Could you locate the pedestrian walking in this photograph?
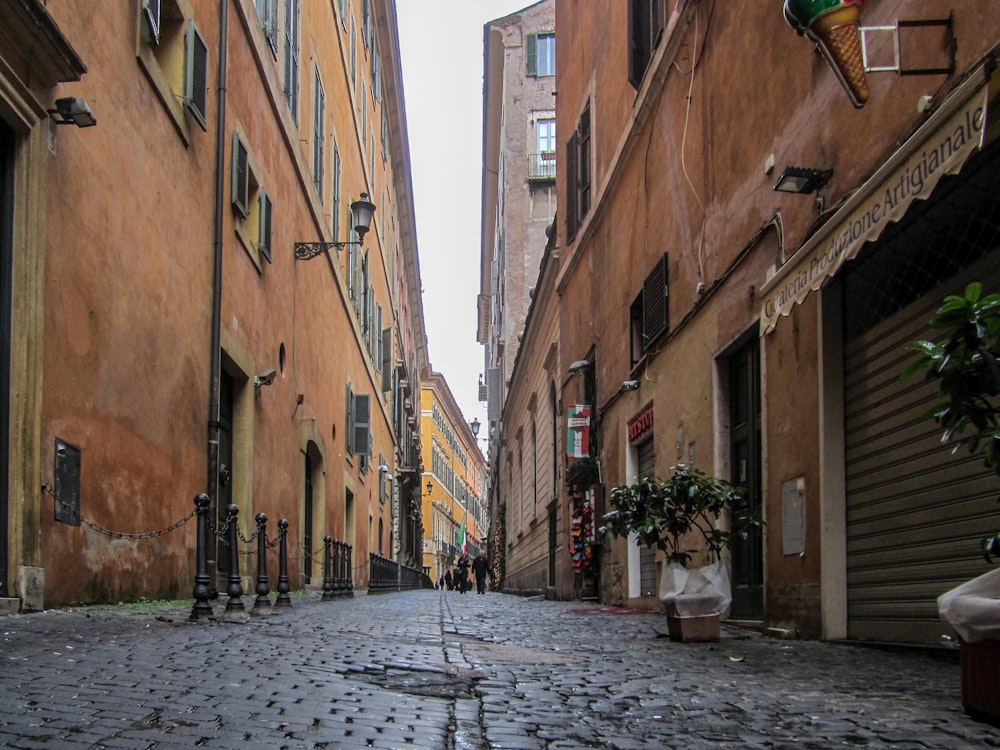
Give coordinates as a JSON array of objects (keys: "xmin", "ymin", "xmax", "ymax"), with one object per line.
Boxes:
[
  {"xmin": 472, "ymin": 552, "xmax": 490, "ymax": 594},
  {"xmin": 455, "ymin": 554, "xmax": 471, "ymax": 593},
  {"xmin": 444, "ymin": 568, "xmax": 453, "ymax": 591}
]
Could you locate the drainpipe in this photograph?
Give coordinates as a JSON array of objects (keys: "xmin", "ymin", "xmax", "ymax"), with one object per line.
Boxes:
[{"xmin": 207, "ymin": 0, "xmax": 229, "ymax": 543}]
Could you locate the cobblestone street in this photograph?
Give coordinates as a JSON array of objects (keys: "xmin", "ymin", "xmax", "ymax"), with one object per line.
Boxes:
[{"xmin": 0, "ymin": 590, "xmax": 998, "ymax": 749}]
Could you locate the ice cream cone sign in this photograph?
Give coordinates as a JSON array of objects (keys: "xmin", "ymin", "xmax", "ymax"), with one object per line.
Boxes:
[{"xmin": 784, "ymin": 0, "xmax": 869, "ymax": 108}]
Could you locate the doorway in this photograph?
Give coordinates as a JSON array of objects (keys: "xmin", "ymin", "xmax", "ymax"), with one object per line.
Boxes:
[
  {"xmin": 215, "ymin": 370, "xmax": 234, "ymax": 583},
  {"xmin": 0, "ymin": 122, "xmax": 13, "ymax": 597},
  {"xmin": 728, "ymin": 337, "xmax": 764, "ymax": 619}
]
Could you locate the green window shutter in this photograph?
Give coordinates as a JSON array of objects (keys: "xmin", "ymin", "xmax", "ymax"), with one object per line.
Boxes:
[
  {"xmin": 526, "ymin": 32, "xmax": 537, "ymax": 76},
  {"xmin": 346, "ymin": 384, "xmax": 355, "ymax": 455},
  {"xmin": 259, "ymin": 188, "xmax": 272, "ymax": 263},
  {"xmin": 185, "ymin": 21, "xmax": 209, "ymax": 130},
  {"xmin": 381, "ymin": 327, "xmax": 392, "ymax": 392},
  {"xmin": 353, "ymin": 394, "xmax": 371, "ymax": 457},
  {"xmin": 232, "ymin": 133, "xmax": 249, "ymax": 218}
]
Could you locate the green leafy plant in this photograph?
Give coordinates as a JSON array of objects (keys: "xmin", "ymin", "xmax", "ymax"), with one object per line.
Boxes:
[
  {"xmin": 602, "ymin": 464, "xmax": 759, "ymax": 567},
  {"xmin": 901, "ymin": 282, "xmax": 1000, "ymax": 562}
]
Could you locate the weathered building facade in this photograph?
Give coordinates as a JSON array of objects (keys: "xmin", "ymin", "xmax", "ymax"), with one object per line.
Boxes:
[
  {"xmin": 497, "ymin": 0, "xmax": 1000, "ymax": 645},
  {"xmin": 0, "ymin": 0, "xmax": 427, "ymax": 609},
  {"xmin": 478, "ymin": 0, "xmax": 557, "ymax": 593}
]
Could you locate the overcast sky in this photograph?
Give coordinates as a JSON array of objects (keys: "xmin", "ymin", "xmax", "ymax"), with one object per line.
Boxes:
[{"xmin": 396, "ymin": 0, "xmax": 532, "ymax": 445}]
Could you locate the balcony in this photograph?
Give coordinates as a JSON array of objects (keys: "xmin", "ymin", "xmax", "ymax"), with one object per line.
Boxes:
[{"xmin": 528, "ymin": 152, "xmax": 556, "ymax": 181}]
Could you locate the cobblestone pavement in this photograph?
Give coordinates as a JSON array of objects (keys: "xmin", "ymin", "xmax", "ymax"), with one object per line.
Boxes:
[{"xmin": 0, "ymin": 590, "xmax": 998, "ymax": 749}]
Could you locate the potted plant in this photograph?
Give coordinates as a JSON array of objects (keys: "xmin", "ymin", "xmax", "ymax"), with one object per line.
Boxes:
[
  {"xmin": 602, "ymin": 464, "xmax": 758, "ymax": 642},
  {"xmin": 902, "ymin": 281, "xmax": 1000, "ymax": 723}
]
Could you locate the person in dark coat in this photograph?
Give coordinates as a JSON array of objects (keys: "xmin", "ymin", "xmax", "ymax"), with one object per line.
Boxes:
[
  {"xmin": 444, "ymin": 568, "xmax": 453, "ymax": 591},
  {"xmin": 472, "ymin": 552, "xmax": 490, "ymax": 594},
  {"xmin": 455, "ymin": 554, "xmax": 471, "ymax": 593}
]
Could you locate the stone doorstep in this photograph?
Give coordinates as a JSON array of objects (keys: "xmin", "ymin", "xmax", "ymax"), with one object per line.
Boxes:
[{"xmin": 0, "ymin": 598, "xmax": 20, "ymax": 616}]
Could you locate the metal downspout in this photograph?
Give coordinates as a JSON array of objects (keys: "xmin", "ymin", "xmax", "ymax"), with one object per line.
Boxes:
[{"xmin": 208, "ymin": 0, "xmax": 228, "ymax": 554}]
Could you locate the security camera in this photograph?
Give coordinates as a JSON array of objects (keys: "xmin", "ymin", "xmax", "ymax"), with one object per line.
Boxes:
[
  {"xmin": 254, "ymin": 369, "xmax": 277, "ymax": 387},
  {"xmin": 385, "ymin": 474, "xmax": 394, "ymax": 483},
  {"xmin": 622, "ymin": 380, "xmax": 640, "ymax": 391},
  {"xmin": 568, "ymin": 360, "xmax": 590, "ymax": 373},
  {"xmin": 379, "ymin": 464, "xmax": 389, "ymax": 473}
]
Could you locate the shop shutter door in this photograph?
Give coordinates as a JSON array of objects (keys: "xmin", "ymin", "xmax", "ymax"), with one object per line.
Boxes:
[
  {"xmin": 843, "ymin": 256, "xmax": 1000, "ymax": 644},
  {"xmin": 637, "ymin": 437, "xmax": 657, "ymax": 597}
]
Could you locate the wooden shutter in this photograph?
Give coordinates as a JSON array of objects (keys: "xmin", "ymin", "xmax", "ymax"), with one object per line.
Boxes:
[
  {"xmin": 185, "ymin": 22, "xmax": 209, "ymax": 130},
  {"xmin": 258, "ymin": 189, "xmax": 272, "ymax": 263},
  {"xmin": 526, "ymin": 33, "xmax": 538, "ymax": 76},
  {"xmin": 232, "ymin": 133, "xmax": 249, "ymax": 217},
  {"xmin": 565, "ymin": 131, "xmax": 579, "ymax": 239},
  {"xmin": 643, "ymin": 253, "xmax": 669, "ymax": 343},
  {"xmin": 381, "ymin": 327, "xmax": 392, "ymax": 391},
  {"xmin": 353, "ymin": 394, "xmax": 371, "ymax": 457},
  {"xmin": 142, "ymin": 0, "xmax": 161, "ymax": 44}
]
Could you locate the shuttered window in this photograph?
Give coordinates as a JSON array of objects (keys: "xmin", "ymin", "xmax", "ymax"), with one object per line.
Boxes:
[
  {"xmin": 628, "ymin": 0, "xmax": 666, "ymax": 89},
  {"xmin": 283, "ymin": 0, "xmax": 300, "ymax": 123},
  {"xmin": 232, "ymin": 133, "xmax": 249, "ymax": 217},
  {"xmin": 185, "ymin": 22, "xmax": 209, "ymax": 130},
  {"xmin": 313, "ymin": 66, "xmax": 325, "ymax": 201},
  {"xmin": 258, "ymin": 189, "xmax": 272, "ymax": 263}
]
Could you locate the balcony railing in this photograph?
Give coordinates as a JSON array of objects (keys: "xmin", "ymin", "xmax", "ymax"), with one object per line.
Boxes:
[{"xmin": 528, "ymin": 152, "xmax": 556, "ymax": 181}]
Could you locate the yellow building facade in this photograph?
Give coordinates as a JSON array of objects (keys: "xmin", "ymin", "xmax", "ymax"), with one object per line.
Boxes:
[
  {"xmin": 420, "ymin": 374, "xmax": 487, "ymax": 586},
  {"xmin": 0, "ymin": 0, "xmax": 427, "ymax": 609}
]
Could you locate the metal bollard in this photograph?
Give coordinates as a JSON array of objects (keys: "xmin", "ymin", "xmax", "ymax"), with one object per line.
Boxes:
[
  {"xmin": 252, "ymin": 512, "xmax": 271, "ymax": 615},
  {"xmin": 332, "ymin": 540, "xmax": 343, "ymax": 596},
  {"xmin": 223, "ymin": 504, "xmax": 248, "ymax": 622},
  {"xmin": 346, "ymin": 543, "xmax": 354, "ymax": 596},
  {"xmin": 190, "ymin": 493, "xmax": 213, "ymax": 622},
  {"xmin": 322, "ymin": 536, "xmax": 334, "ymax": 600},
  {"xmin": 274, "ymin": 518, "xmax": 293, "ymax": 608}
]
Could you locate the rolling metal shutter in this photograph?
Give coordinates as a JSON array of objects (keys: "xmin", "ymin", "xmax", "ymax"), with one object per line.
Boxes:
[{"xmin": 842, "ymin": 139, "xmax": 1000, "ymax": 644}]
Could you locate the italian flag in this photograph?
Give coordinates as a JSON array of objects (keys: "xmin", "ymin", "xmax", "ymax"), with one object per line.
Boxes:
[{"xmin": 456, "ymin": 521, "xmax": 467, "ymax": 554}]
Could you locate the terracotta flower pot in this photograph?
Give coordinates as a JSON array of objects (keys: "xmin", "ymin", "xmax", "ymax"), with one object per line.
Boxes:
[{"xmin": 666, "ymin": 614, "xmax": 720, "ymax": 643}]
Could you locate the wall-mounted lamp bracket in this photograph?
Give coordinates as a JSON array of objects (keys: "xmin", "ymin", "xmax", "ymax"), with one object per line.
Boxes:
[
  {"xmin": 293, "ymin": 241, "xmax": 361, "ymax": 261},
  {"xmin": 860, "ymin": 18, "xmax": 955, "ymax": 76}
]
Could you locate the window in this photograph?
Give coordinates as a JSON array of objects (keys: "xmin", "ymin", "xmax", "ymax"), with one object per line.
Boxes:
[
  {"xmin": 348, "ymin": 387, "xmax": 371, "ymax": 457},
  {"xmin": 628, "ymin": 0, "xmax": 667, "ymax": 88},
  {"xmin": 526, "ymin": 32, "xmax": 555, "ymax": 77},
  {"xmin": 232, "ymin": 133, "xmax": 249, "ymax": 217},
  {"xmin": 535, "ymin": 118, "xmax": 556, "ymax": 179},
  {"xmin": 350, "ymin": 22, "xmax": 357, "ymax": 90},
  {"xmin": 283, "ymin": 0, "xmax": 300, "ymax": 123},
  {"xmin": 136, "ymin": 0, "xmax": 209, "ymax": 138},
  {"xmin": 362, "ymin": 0, "xmax": 373, "ymax": 50},
  {"xmin": 338, "ymin": 0, "xmax": 348, "ymax": 29},
  {"xmin": 630, "ymin": 253, "xmax": 670, "ymax": 365},
  {"xmin": 185, "ymin": 22, "xmax": 209, "ymax": 129},
  {"xmin": 565, "ymin": 103, "xmax": 592, "ymax": 241},
  {"xmin": 332, "ymin": 143, "xmax": 342, "ymax": 240},
  {"xmin": 255, "ymin": 0, "xmax": 278, "ymax": 57},
  {"xmin": 231, "ymin": 132, "xmax": 273, "ymax": 267},
  {"xmin": 313, "ymin": 66, "xmax": 325, "ymax": 202}
]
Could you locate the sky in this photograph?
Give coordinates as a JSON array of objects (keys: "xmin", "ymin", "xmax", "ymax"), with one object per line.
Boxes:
[{"xmin": 395, "ymin": 0, "xmax": 532, "ymax": 447}]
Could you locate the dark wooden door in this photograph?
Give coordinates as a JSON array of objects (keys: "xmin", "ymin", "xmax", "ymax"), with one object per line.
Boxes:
[
  {"xmin": 730, "ymin": 339, "xmax": 763, "ymax": 619},
  {"xmin": 0, "ymin": 123, "xmax": 12, "ymax": 597}
]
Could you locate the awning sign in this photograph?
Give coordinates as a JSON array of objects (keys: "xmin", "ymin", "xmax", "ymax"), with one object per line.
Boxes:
[
  {"xmin": 761, "ymin": 83, "xmax": 989, "ymax": 334},
  {"xmin": 566, "ymin": 404, "xmax": 592, "ymax": 458}
]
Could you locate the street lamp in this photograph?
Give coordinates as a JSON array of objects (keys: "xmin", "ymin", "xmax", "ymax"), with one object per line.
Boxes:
[
  {"xmin": 470, "ymin": 418, "xmax": 481, "ymax": 438},
  {"xmin": 294, "ymin": 193, "xmax": 376, "ymax": 260}
]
